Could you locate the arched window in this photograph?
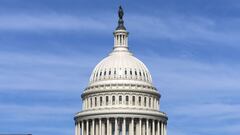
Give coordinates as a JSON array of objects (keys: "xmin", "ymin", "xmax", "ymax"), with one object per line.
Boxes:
[
  {"xmin": 112, "ymin": 96, "xmax": 115, "ymax": 105},
  {"xmin": 144, "ymin": 97, "xmax": 147, "ymax": 107},
  {"xmin": 126, "ymin": 96, "xmax": 129, "ymax": 105},
  {"xmin": 106, "ymin": 96, "xmax": 109, "ymax": 105},
  {"xmin": 149, "ymin": 98, "xmax": 151, "ymax": 107},
  {"xmin": 132, "ymin": 96, "xmax": 135, "ymax": 105},
  {"xmin": 109, "ymin": 70, "xmax": 111, "ymax": 75},
  {"xmin": 95, "ymin": 97, "xmax": 97, "ymax": 107},
  {"xmin": 119, "ymin": 96, "xmax": 122, "ymax": 104},
  {"xmin": 100, "ymin": 97, "xmax": 103, "ymax": 106},
  {"xmin": 104, "ymin": 71, "xmax": 106, "ymax": 76},
  {"xmin": 90, "ymin": 98, "xmax": 92, "ymax": 108},
  {"xmin": 139, "ymin": 97, "xmax": 141, "ymax": 106}
]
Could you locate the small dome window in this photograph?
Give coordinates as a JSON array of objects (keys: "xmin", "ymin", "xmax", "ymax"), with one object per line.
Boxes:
[
  {"xmin": 149, "ymin": 98, "xmax": 151, "ymax": 107},
  {"xmin": 144, "ymin": 97, "xmax": 147, "ymax": 107},
  {"xmin": 119, "ymin": 96, "xmax": 122, "ymax": 104},
  {"xmin": 106, "ymin": 96, "xmax": 109, "ymax": 105},
  {"xmin": 139, "ymin": 97, "xmax": 141, "ymax": 106},
  {"xmin": 112, "ymin": 96, "xmax": 115, "ymax": 105},
  {"xmin": 90, "ymin": 98, "xmax": 92, "ymax": 108},
  {"xmin": 126, "ymin": 96, "xmax": 129, "ymax": 105},
  {"xmin": 95, "ymin": 97, "xmax": 97, "ymax": 107},
  {"xmin": 104, "ymin": 71, "xmax": 106, "ymax": 76},
  {"xmin": 132, "ymin": 96, "xmax": 135, "ymax": 105},
  {"xmin": 100, "ymin": 97, "xmax": 103, "ymax": 106}
]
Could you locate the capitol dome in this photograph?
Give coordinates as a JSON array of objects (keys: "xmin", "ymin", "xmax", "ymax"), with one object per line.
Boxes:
[
  {"xmin": 89, "ymin": 47, "xmax": 153, "ymax": 86},
  {"xmin": 74, "ymin": 6, "xmax": 168, "ymax": 135}
]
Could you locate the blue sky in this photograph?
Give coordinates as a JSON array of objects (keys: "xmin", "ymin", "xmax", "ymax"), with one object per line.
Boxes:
[{"xmin": 0, "ymin": 0, "xmax": 239, "ymax": 135}]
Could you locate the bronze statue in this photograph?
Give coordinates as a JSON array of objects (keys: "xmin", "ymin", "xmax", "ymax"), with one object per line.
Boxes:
[{"xmin": 118, "ymin": 6, "xmax": 124, "ymax": 19}]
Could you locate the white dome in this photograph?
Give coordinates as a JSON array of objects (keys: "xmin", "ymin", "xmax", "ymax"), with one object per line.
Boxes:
[{"xmin": 89, "ymin": 50, "xmax": 153, "ymax": 86}]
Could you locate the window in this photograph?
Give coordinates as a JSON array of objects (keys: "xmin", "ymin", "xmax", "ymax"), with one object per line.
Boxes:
[
  {"xmin": 139, "ymin": 72, "xmax": 142, "ymax": 76},
  {"xmin": 109, "ymin": 71, "xmax": 111, "ymax": 75},
  {"xmin": 112, "ymin": 96, "xmax": 115, "ymax": 105},
  {"xmin": 100, "ymin": 72, "xmax": 102, "ymax": 76},
  {"xmin": 106, "ymin": 96, "xmax": 109, "ymax": 105},
  {"xmin": 135, "ymin": 71, "xmax": 137, "ymax": 75},
  {"xmin": 126, "ymin": 96, "xmax": 129, "ymax": 105},
  {"xmin": 104, "ymin": 71, "xmax": 106, "ymax": 76},
  {"xmin": 119, "ymin": 96, "xmax": 122, "ymax": 104},
  {"xmin": 130, "ymin": 70, "xmax": 132, "ymax": 75},
  {"xmin": 125, "ymin": 70, "xmax": 127, "ymax": 75},
  {"xmin": 90, "ymin": 98, "xmax": 92, "ymax": 107},
  {"xmin": 95, "ymin": 97, "xmax": 97, "ymax": 107},
  {"xmin": 144, "ymin": 97, "xmax": 147, "ymax": 107},
  {"xmin": 149, "ymin": 98, "xmax": 151, "ymax": 107},
  {"xmin": 132, "ymin": 96, "xmax": 135, "ymax": 105},
  {"xmin": 100, "ymin": 97, "xmax": 103, "ymax": 106},
  {"xmin": 139, "ymin": 97, "xmax": 141, "ymax": 106}
]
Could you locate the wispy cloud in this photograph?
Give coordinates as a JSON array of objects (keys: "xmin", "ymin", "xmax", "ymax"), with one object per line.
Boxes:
[
  {"xmin": 0, "ymin": 103, "xmax": 77, "ymax": 121},
  {"xmin": 1, "ymin": 12, "xmax": 240, "ymax": 47},
  {"xmin": 0, "ymin": 51, "xmax": 99, "ymax": 91},
  {"xmin": 128, "ymin": 14, "xmax": 240, "ymax": 46},
  {"xmin": 0, "ymin": 13, "xmax": 109, "ymax": 31},
  {"xmin": 141, "ymin": 54, "xmax": 240, "ymax": 94}
]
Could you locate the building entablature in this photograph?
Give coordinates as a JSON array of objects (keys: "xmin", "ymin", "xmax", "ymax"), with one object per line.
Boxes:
[{"xmin": 75, "ymin": 108, "xmax": 168, "ymax": 121}]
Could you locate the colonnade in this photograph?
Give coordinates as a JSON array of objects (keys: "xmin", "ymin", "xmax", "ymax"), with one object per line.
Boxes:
[{"xmin": 75, "ymin": 118, "xmax": 167, "ymax": 135}]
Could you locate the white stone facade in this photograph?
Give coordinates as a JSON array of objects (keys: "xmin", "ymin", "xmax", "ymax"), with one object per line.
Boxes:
[{"xmin": 74, "ymin": 6, "xmax": 168, "ymax": 135}]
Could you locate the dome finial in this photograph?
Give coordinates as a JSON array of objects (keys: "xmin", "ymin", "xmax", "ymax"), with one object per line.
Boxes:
[{"xmin": 116, "ymin": 6, "xmax": 126, "ymax": 30}]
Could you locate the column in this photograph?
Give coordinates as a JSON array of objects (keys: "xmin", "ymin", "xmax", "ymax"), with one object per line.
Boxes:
[
  {"xmin": 142, "ymin": 121, "xmax": 145, "ymax": 135},
  {"xmin": 136, "ymin": 119, "xmax": 139, "ymax": 135},
  {"xmin": 107, "ymin": 118, "xmax": 110, "ymax": 135},
  {"xmin": 99, "ymin": 119, "xmax": 102, "ymax": 135},
  {"xmin": 93, "ymin": 119, "xmax": 95, "ymax": 135},
  {"xmin": 139, "ymin": 119, "xmax": 142, "ymax": 135},
  {"xmin": 82, "ymin": 121, "xmax": 84, "ymax": 135},
  {"xmin": 75, "ymin": 122, "xmax": 78, "ymax": 135},
  {"xmin": 164, "ymin": 123, "xmax": 167, "ymax": 135},
  {"xmin": 110, "ymin": 119, "xmax": 112, "ymax": 135},
  {"xmin": 131, "ymin": 118, "xmax": 134, "ymax": 135},
  {"xmin": 152, "ymin": 120, "xmax": 155, "ymax": 135},
  {"xmin": 146, "ymin": 119, "xmax": 149, "ymax": 135},
  {"xmin": 157, "ymin": 121, "xmax": 160, "ymax": 135},
  {"xmin": 115, "ymin": 118, "xmax": 118, "ymax": 135},
  {"xmin": 122, "ymin": 118, "xmax": 126, "ymax": 135},
  {"xmin": 87, "ymin": 120, "xmax": 89, "ymax": 135},
  {"xmin": 102, "ymin": 120, "xmax": 105, "ymax": 135},
  {"xmin": 160, "ymin": 122, "xmax": 163, "ymax": 135},
  {"xmin": 78, "ymin": 122, "xmax": 81, "ymax": 135},
  {"xmin": 96, "ymin": 121, "xmax": 99, "ymax": 135}
]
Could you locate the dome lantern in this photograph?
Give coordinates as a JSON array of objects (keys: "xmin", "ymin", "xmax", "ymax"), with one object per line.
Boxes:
[{"xmin": 113, "ymin": 6, "xmax": 129, "ymax": 52}]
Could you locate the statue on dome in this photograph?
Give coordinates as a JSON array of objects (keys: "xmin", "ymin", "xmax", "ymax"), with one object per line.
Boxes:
[{"xmin": 118, "ymin": 6, "xmax": 124, "ymax": 19}]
